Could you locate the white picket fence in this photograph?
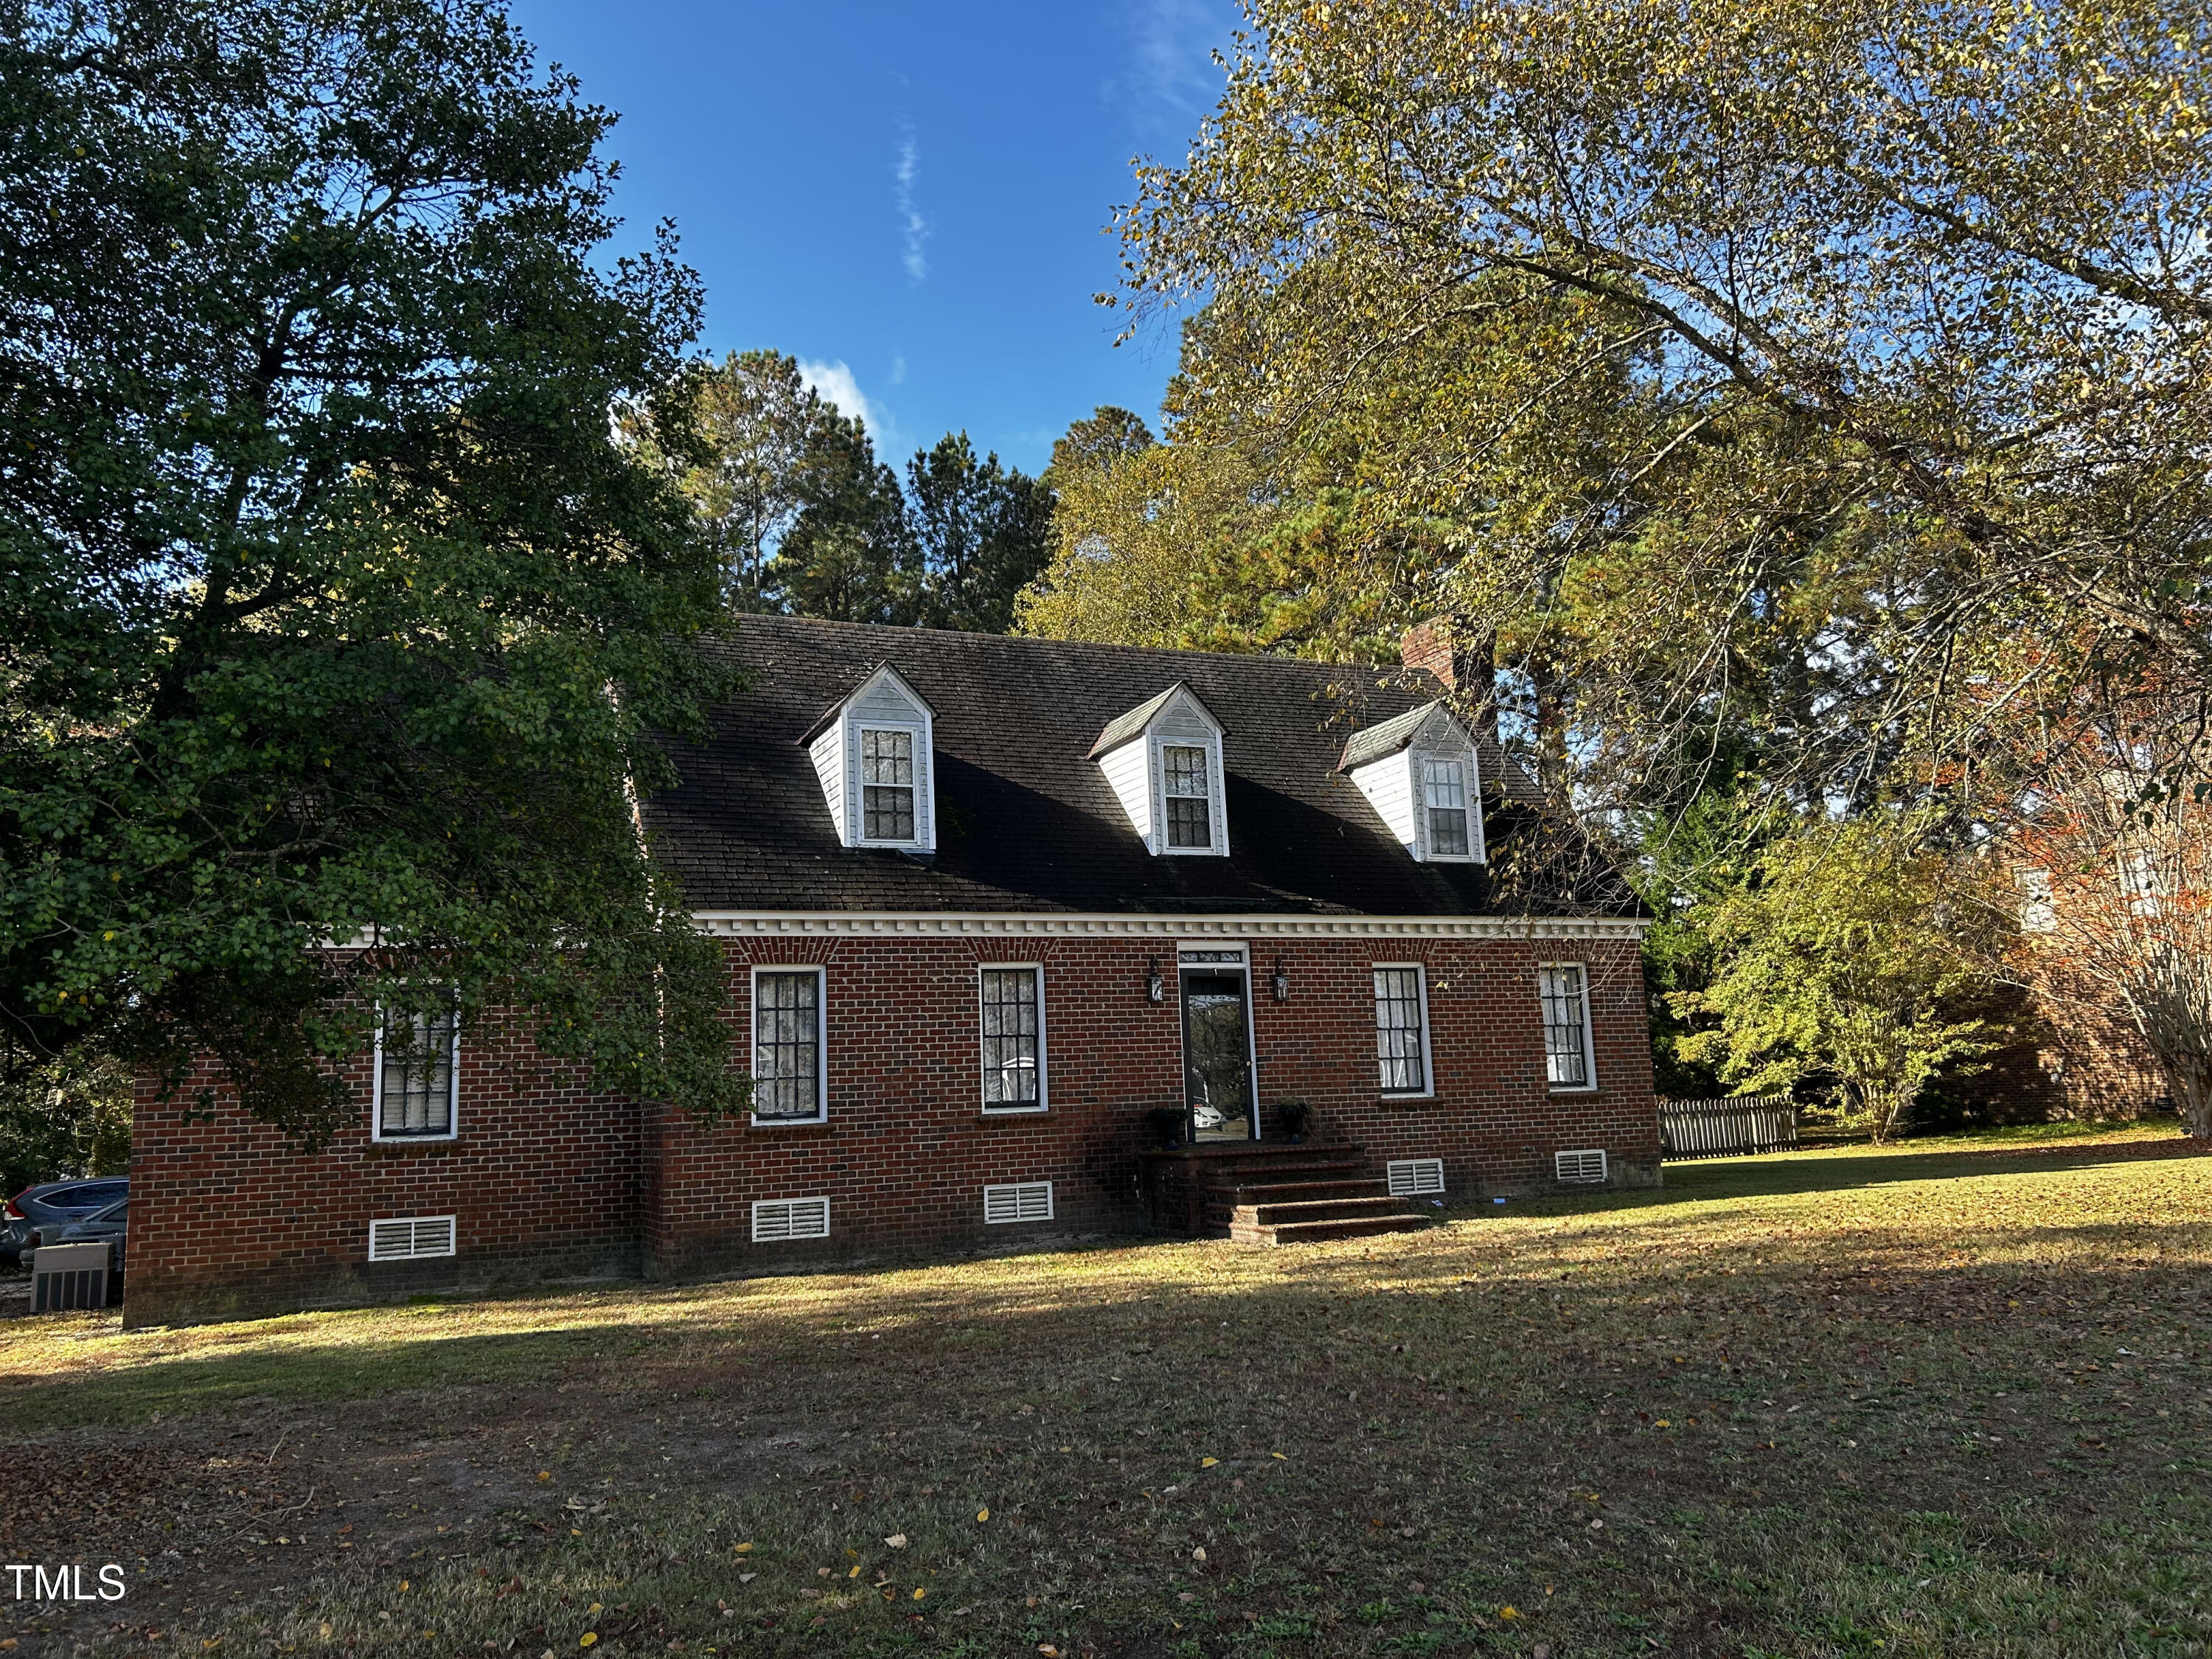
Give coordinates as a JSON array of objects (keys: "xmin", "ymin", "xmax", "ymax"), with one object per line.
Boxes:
[{"xmin": 1659, "ymin": 1095, "xmax": 1798, "ymax": 1160}]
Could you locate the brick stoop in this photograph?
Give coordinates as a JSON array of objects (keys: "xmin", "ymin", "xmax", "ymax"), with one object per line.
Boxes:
[{"xmin": 1136, "ymin": 1141, "xmax": 1439, "ymax": 1241}]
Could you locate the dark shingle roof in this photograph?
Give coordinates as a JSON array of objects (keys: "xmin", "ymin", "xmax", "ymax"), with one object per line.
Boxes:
[
  {"xmin": 645, "ymin": 617, "xmax": 1590, "ymax": 918},
  {"xmin": 1336, "ymin": 701, "xmax": 1445, "ymax": 772}
]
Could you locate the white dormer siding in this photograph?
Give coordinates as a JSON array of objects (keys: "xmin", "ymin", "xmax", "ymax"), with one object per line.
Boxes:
[
  {"xmin": 804, "ymin": 664, "xmax": 937, "ymax": 852},
  {"xmin": 1090, "ymin": 683, "xmax": 1230, "ymax": 858},
  {"xmin": 1341, "ymin": 703, "xmax": 1485, "ymax": 863}
]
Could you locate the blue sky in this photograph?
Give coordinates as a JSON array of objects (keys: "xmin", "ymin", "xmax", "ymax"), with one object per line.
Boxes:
[{"xmin": 505, "ymin": 0, "xmax": 1239, "ymax": 476}]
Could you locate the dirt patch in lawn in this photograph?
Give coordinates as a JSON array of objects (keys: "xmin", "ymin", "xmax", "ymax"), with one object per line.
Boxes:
[{"xmin": 3, "ymin": 1122, "xmax": 2208, "ymax": 1659}]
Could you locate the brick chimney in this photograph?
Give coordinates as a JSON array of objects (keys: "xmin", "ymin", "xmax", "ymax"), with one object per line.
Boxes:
[{"xmin": 1401, "ymin": 621, "xmax": 1494, "ymax": 695}]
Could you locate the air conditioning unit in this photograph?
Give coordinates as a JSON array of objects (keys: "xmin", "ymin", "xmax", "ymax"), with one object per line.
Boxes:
[
  {"xmin": 752, "ymin": 1197, "xmax": 831, "ymax": 1242},
  {"xmin": 1385, "ymin": 1158, "xmax": 1445, "ymax": 1197},
  {"xmin": 982, "ymin": 1181, "xmax": 1054, "ymax": 1224},
  {"xmin": 1555, "ymin": 1149, "xmax": 1609, "ymax": 1185},
  {"xmin": 30, "ymin": 1242, "xmax": 111, "ymax": 1312}
]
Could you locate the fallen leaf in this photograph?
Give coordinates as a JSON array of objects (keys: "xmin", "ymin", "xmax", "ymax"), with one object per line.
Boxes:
[
  {"xmin": 976, "ymin": 1509, "xmax": 990, "ymax": 1522},
  {"xmin": 538, "ymin": 1472, "xmax": 551, "ymax": 1482},
  {"xmin": 579, "ymin": 1636, "xmax": 597, "ymax": 1649},
  {"xmin": 1270, "ymin": 1453, "xmax": 1287, "ymax": 1460},
  {"xmin": 912, "ymin": 1587, "xmax": 926, "ymax": 1600},
  {"xmin": 734, "ymin": 1543, "xmax": 752, "ymax": 1554},
  {"xmin": 1500, "ymin": 1606, "xmax": 1520, "ymax": 1620},
  {"xmin": 1192, "ymin": 1547, "xmax": 1207, "ymax": 1563},
  {"xmin": 885, "ymin": 1534, "xmax": 908, "ymax": 1548},
  {"xmin": 1200, "ymin": 1457, "xmax": 1219, "ymax": 1468},
  {"xmin": 848, "ymin": 1565, "xmax": 860, "ymax": 1579},
  {"xmin": 738, "ymin": 1573, "xmax": 756, "ymax": 1584}
]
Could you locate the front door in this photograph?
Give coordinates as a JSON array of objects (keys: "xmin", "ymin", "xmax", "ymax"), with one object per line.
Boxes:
[{"xmin": 1180, "ymin": 968, "xmax": 1256, "ymax": 1142}]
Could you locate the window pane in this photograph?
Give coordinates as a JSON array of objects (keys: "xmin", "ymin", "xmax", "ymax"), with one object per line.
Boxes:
[
  {"xmin": 1166, "ymin": 796, "xmax": 1211, "ymax": 848},
  {"xmin": 979, "ymin": 968, "xmax": 1042, "ymax": 1106},
  {"xmin": 1428, "ymin": 807, "xmax": 1469, "ymax": 855},
  {"xmin": 379, "ymin": 1002, "xmax": 456, "ymax": 1136},
  {"xmin": 1163, "ymin": 745, "xmax": 1208, "ymax": 797},
  {"xmin": 1421, "ymin": 758, "xmax": 1466, "ymax": 809},
  {"xmin": 863, "ymin": 784, "xmax": 914, "ymax": 840},
  {"xmin": 1540, "ymin": 966, "xmax": 1591, "ymax": 1087},
  {"xmin": 754, "ymin": 971, "xmax": 821, "ymax": 1119},
  {"xmin": 1372, "ymin": 967, "xmax": 1427, "ymax": 1093},
  {"xmin": 860, "ymin": 728, "xmax": 914, "ymax": 784}
]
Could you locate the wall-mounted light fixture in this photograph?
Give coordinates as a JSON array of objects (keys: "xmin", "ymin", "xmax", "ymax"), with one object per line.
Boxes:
[
  {"xmin": 1145, "ymin": 957, "xmax": 1166, "ymax": 1004},
  {"xmin": 1270, "ymin": 956, "xmax": 1290, "ymax": 1003}
]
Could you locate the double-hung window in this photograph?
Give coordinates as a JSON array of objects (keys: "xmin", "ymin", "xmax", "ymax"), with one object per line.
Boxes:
[
  {"xmin": 1421, "ymin": 758, "xmax": 1471, "ymax": 856},
  {"xmin": 860, "ymin": 728, "xmax": 917, "ymax": 841},
  {"xmin": 1539, "ymin": 964, "xmax": 1596, "ymax": 1090},
  {"xmin": 1163, "ymin": 744, "xmax": 1212, "ymax": 849},
  {"xmin": 752, "ymin": 967, "xmax": 826, "ymax": 1122},
  {"xmin": 978, "ymin": 967, "xmax": 1046, "ymax": 1110},
  {"xmin": 375, "ymin": 997, "xmax": 459, "ymax": 1139},
  {"xmin": 1373, "ymin": 966, "xmax": 1432, "ymax": 1096}
]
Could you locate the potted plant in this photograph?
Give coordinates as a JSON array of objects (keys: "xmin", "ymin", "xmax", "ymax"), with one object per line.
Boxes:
[
  {"xmin": 1273, "ymin": 1098, "xmax": 1314, "ymax": 1142},
  {"xmin": 1146, "ymin": 1105, "xmax": 1189, "ymax": 1148}
]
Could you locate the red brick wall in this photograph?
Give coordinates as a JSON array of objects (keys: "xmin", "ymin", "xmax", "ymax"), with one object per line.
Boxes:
[
  {"xmin": 128, "ymin": 931, "xmax": 1660, "ymax": 1324},
  {"xmin": 126, "ymin": 1026, "xmax": 642, "ymax": 1327}
]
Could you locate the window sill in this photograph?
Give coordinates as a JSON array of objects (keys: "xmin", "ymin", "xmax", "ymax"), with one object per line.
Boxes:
[
  {"xmin": 1546, "ymin": 1085, "xmax": 1601, "ymax": 1096},
  {"xmin": 1377, "ymin": 1093, "xmax": 1436, "ymax": 1107},
  {"xmin": 748, "ymin": 1117, "xmax": 832, "ymax": 1132},
  {"xmin": 978, "ymin": 1109, "xmax": 1052, "ymax": 1124},
  {"xmin": 366, "ymin": 1138, "xmax": 459, "ymax": 1155}
]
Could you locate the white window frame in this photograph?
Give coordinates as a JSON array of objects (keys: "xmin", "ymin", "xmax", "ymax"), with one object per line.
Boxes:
[
  {"xmin": 366, "ymin": 1214, "xmax": 457, "ymax": 1261},
  {"xmin": 977, "ymin": 963, "xmax": 1048, "ymax": 1113},
  {"xmin": 855, "ymin": 722, "xmax": 924, "ymax": 848},
  {"xmin": 1371, "ymin": 962, "xmax": 1436, "ymax": 1099},
  {"xmin": 369, "ymin": 994, "xmax": 461, "ymax": 1144},
  {"xmin": 981, "ymin": 1180, "xmax": 1055, "ymax": 1224},
  {"xmin": 751, "ymin": 1197, "xmax": 831, "ymax": 1242},
  {"xmin": 749, "ymin": 964, "xmax": 828, "ymax": 1126},
  {"xmin": 1156, "ymin": 739, "xmax": 1220, "ymax": 854},
  {"xmin": 1538, "ymin": 961, "xmax": 1599, "ymax": 1093},
  {"xmin": 1416, "ymin": 754, "xmax": 1479, "ymax": 862}
]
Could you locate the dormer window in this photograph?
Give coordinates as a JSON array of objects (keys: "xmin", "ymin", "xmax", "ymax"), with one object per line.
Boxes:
[
  {"xmin": 1089, "ymin": 682, "xmax": 1230, "ymax": 858},
  {"xmin": 1338, "ymin": 701, "xmax": 1485, "ymax": 863},
  {"xmin": 1163, "ymin": 745, "xmax": 1213, "ymax": 849},
  {"xmin": 860, "ymin": 728, "xmax": 916, "ymax": 840},
  {"xmin": 801, "ymin": 664, "xmax": 937, "ymax": 852}
]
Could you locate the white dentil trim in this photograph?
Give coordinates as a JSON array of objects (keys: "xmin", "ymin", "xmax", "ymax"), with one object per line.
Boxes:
[{"xmin": 692, "ymin": 909, "xmax": 1646, "ymax": 941}]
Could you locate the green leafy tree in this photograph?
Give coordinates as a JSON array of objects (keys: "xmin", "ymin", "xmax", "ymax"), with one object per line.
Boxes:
[
  {"xmin": 1, "ymin": 0, "xmax": 746, "ymax": 1142},
  {"xmin": 907, "ymin": 433, "xmax": 1055, "ymax": 633},
  {"xmin": 0, "ymin": 1047, "xmax": 133, "ymax": 1200},
  {"xmin": 1113, "ymin": 0, "xmax": 2212, "ymax": 812},
  {"xmin": 1674, "ymin": 819, "xmax": 2002, "ymax": 1141}
]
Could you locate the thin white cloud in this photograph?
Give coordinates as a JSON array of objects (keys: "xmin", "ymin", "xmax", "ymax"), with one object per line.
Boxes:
[
  {"xmin": 893, "ymin": 131, "xmax": 931, "ymax": 282},
  {"xmin": 798, "ymin": 359, "xmax": 881, "ymax": 432},
  {"xmin": 890, "ymin": 353, "xmax": 908, "ymax": 387},
  {"xmin": 1105, "ymin": 0, "xmax": 1234, "ymax": 142}
]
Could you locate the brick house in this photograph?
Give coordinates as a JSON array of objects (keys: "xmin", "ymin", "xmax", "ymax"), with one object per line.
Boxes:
[{"xmin": 125, "ymin": 619, "xmax": 1662, "ymax": 1325}]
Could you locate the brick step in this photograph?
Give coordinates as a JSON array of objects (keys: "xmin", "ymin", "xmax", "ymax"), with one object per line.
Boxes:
[
  {"xmin": 1233, "ymin": 1194, "xmax": 1413, "ymax": 1225},
  {"xmin": 1228, "ymin": 1214, "xmax": 1436, "ymax": 1245}
]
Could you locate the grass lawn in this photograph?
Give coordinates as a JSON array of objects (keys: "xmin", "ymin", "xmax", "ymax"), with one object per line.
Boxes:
[{"xmin": 3, "ymin": 1121, "xmax": 2208, "ymax": 1659}]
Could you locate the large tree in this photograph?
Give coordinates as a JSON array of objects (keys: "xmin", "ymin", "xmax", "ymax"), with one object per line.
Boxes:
[
  {"xmin": 907, "ymin": 433, "xmax": 1055, "ymax": 634},
  {"xmin": 1, "ymin": 0, "xmax": 746, "ymax": 1141},
  {"xmin": 1112, "ymin": 0, "xmax": 2212, "ymax": 813}
]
